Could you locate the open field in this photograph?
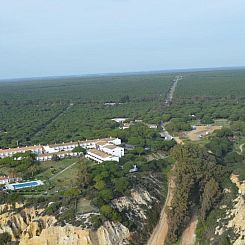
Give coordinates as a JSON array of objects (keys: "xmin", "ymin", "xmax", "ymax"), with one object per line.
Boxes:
[
  {"xmin": 36, "ymin": 158, "xmax": 94, "ymax": 192},
  {"xmin": 36, "ymin": 158, "xmax": 77, "ymax": 180},
  {"xmin": 186, "ymin": 125, "xmax": 222, "ymax": 141}
]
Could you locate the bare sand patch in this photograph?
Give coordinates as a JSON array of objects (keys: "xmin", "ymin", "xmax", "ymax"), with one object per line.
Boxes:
[{"xmin": 186, "ymin": 125, "xmax": 222, "ymax": 141}]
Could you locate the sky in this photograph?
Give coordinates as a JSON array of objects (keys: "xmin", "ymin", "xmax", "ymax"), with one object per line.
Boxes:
[{"xmin": 1, "ymin": 0, "xmax": 245, "ymax": 79}]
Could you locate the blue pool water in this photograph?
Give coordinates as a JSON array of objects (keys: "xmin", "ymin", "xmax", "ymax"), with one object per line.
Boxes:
[{"xmin": 12, "ymin": 181, "xmax": 39, "ymax": 189}]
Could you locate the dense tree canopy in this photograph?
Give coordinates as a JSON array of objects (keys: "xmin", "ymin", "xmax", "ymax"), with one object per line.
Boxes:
[{"xmin": 167, "ymin": 143, "xmax": 230, "ymax": 243}]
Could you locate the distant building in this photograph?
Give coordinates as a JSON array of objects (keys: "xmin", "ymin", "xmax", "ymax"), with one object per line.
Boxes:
[
  {"xmin": 104, "ymin": 102, "xmax": 117, "ymax": 106},
  {"xmin": 129, "ymin": 165, "xmax": 138, "ymax": 173},
  {"xmin": 146, "ymin": 124, "xmax": 158, "ymax": 129},
  {"xmin": 134, "ymin": 120, "xmax": 143, "ymax": 123},
  {"xmin": 111, "ymin": 118, "xmax": 128, "ymax": 123},
  {"xmin": 120, "ymin": 123, "xmax": 131, "ymax": 130}
]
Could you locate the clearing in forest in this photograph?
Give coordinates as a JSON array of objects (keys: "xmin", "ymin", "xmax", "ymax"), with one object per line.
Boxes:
[{"xmin": 186, "ymin": 125, "xmax": 222, "ymax": 141}]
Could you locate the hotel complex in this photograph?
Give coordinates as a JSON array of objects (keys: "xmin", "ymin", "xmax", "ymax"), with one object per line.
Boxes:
[{"xmin": 0, "ymin": 138, "xmax": 124, "ymax": 163}]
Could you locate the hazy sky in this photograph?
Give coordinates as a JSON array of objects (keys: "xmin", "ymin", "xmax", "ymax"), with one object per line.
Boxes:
[{"xmin": 1, "ymin": 0, "xmax": 245, "ymax": 79}]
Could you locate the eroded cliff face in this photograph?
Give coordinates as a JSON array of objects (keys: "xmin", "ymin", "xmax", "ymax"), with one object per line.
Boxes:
[
  {"xmin": 20, "ymin": 222, "xmax": 130, "ymax": 245},
  {"xmin": 215, "ymin": 174, "xmax": 245, "ymax": 245},
  {"xmin": 112, "ymin": 174, "xmax": 165, "ymax": 243},
  {"xmin": 0, "ymin": 207, "xmax": 56, "ymax": 241},
  {"xmin": 0, "ymin": 203, "xmax": 24, "ymax": 213},
  {"xmin": 0, "ymin": 206, "xmax": 130, "ymax": 245},
  {"xmin": 0, "ymin": 174, "xmax": 164, "ymax": 244}
]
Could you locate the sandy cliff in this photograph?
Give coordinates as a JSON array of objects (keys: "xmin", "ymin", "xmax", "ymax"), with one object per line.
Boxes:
[
  {"xmin": 0, "ymin": 174, "xmax": 163, "ymax": 244},
  {"xmin": 0, "ymin": 206, "xmax": 130, "ymax": 245},
  {"xmin": 215, "ymin": 174, "xmax": 245, "ymax": 245}
]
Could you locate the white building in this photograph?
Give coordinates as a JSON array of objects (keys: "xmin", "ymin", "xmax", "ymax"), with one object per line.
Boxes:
[
  {"xmin": 36, "ymin": 154, "xmax": 53, "ymax": 161},
  {"xmin": 0, "ymin": 176, "xmax": 22, "ymax": 185},
  {"xmin": 107, "ymin": 138, "xmax": 122, "ymax": 145},
  {"xmin": 0, "ymin": 146, "xmax": 43, "ymax": 158},
  {"xmin": 0, "ymin": 176, "xmax": 10, "ymax": 185},
  {"xmin": 43, "ymin": 142, "xmax": 79, "ymax": 153},
  {"xmin": 43, "ymin": 138, "xmax": 106, "ymax": 154},
  {"xmin": 111, "ymin": 118, "xmax": 128, "ymax": 123},
  {"xmin": 85, "ymin": 149, "xmax": 119, "ymax": 163},
  {"xmin": 129, "ymin": 165, "xmax": 138, "ymax": 173},
  {"xmin": 85, "ymin": 138, "xmax": 124, "ymax": 163},
  {"xmin": 0, "ymin": 137, "xmax": 124, "ymax": 163},
  {"xmin": 95, "ymin": 139, "xmax": 124, "ymax": 157},
  {"xmin": 100, "ymin": 144, "xmax": 124, "ymax": 158},
  {"xmin": 120, "ymin": 123, "xmax": 131, "ymax": 130},
  {"xmin": 37, "ymin": 151, "xmax": 81, "ymax": 161},
  {"xmin": 146, "ymin": 124, "xmax": 158, "ymax": 129}
]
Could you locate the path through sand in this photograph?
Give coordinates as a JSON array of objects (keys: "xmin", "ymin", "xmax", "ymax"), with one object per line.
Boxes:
[
  {"xmin": 147, "ymin": 178, "xmax": 175, "ymax": 245},
  {"xmin": 181, "ymin": 213, "xmax": 198, "ymax": 245}
]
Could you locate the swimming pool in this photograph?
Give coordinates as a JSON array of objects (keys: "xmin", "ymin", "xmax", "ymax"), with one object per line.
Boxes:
[{"xmin": 5, "ymin": 180, "xmax": 44, "ymax": 190}]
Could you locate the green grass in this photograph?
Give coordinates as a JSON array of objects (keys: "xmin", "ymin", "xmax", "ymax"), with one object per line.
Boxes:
[
  {"xmin": 49, "ymin": 162, "xmax": 80, "ymax": 191},
  {"xmin": 36, "ymin": 158, "xmax": 77, "ymax": 180}
]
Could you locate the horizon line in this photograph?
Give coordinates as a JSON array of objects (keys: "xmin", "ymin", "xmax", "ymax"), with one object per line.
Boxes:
[{"xmin": 1, "ymin": 65, "xmax": 245, "ymax": 82}]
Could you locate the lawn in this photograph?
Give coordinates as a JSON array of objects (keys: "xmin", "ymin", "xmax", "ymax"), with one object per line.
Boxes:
[{"xmin": 36, "ymin": 158, "xmax": 77, "ymax": 181}]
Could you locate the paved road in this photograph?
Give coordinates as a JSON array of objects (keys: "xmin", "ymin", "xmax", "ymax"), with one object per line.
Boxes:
[{"xmin": 165, "ymin": 75, "xmax": 183, "ymax": 106}]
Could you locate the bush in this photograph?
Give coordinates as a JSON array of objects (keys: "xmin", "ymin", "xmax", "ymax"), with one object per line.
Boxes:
[
  {"xmin": 91, "ymin": 215, "xmax": 104, "ymax": 229},
  {"xmin": 0, "ymin": 232, "xmax": 11, "ymax": 245}
]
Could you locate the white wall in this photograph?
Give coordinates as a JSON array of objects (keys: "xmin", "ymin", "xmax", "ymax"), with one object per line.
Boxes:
[
  {"xmin": 109, "ymin": 138, "xmax": 121, "ymax": 145},
  {"xmin": 102, "ymin": 146, "xmax": 124, "ymax": 157}
]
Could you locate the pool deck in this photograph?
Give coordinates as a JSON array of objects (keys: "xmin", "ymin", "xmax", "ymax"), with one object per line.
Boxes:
[{"xmin": 5, "ymin": 180, "xmax": 44, "ymax": 190}]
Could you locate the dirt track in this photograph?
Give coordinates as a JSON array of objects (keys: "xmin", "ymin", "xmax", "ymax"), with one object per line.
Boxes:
[
  {"xmin": 239, "ymin": 143, "xmax": 245, "ymax": 153},
  {"xmin": 173, "ymin": 136, "xmax": 184, "ymax": 144},
  {"xmin": 147, "ymin": 178, "xmax": 175, "ymax": 245},
  {"xmin": 181, "ymin": 213, "xmax": 198, "ymax": 245}
]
